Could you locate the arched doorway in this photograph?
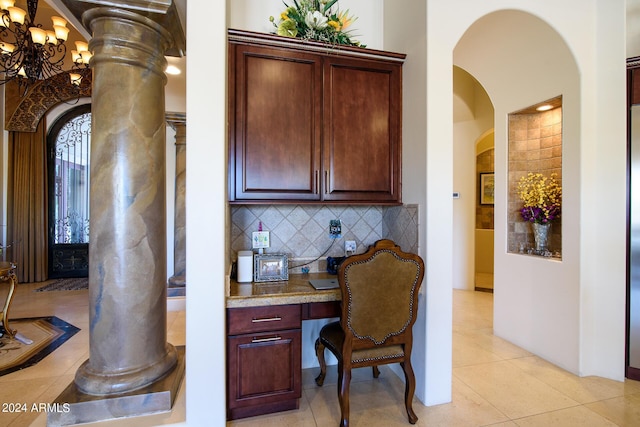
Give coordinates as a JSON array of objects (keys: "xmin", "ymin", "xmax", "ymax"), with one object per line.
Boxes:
[
  {"xmin": 453, "ymin": 9, "xmax": 582, "ymax": 373},
  {"xmin": 47, "ymin": 104, "xmax": 91, "ymax": 278},
  {"xmin": 452, "ymin": 65, "xmax": 494, "ymax": 292}
]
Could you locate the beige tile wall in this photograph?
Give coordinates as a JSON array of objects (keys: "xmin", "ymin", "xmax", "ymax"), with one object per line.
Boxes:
[
  {"xmin": 508, "ymin": 107, "xmax": 562, "ymax": 256},
  {"xmin": 477, "ymin": 148, "xmax": 495, "ymax": 230},
  {"xmin": 230, "ymin": 204, "xmax": 419, "ymax": 273}
]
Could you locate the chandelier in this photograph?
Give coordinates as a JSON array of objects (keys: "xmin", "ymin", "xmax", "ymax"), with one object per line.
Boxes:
[{"xmin": 0, "ymin": 0, "xmax": 91, "ymax": 94}]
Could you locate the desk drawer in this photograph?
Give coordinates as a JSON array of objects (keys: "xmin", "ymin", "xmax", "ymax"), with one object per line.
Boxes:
[
  {"xmin": 302, "ymin": 301, "xmax": 341, "ymax": 319},
  {"xmin": 228, "ymin": 305, "xmax": 301, "ymax": 335}
]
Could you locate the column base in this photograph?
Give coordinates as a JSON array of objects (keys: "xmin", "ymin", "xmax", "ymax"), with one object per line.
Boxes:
[
  {"xmin": 48, "ymin": 346, "xmax": 185, "ymax": 426},
  {"xmin": 168, "ymin": 275, "xmax": 186, "ymax": 297},
  {"xmin": 74, "ymin": 343, "xmax": 178, "ymax": 396}
]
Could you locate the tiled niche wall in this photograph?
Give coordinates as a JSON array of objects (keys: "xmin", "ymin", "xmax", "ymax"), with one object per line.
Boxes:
[
  {"xmin": 508, "ymin": 105, "xmax": 562, "ymax": 256},
  {"xmin": 476, "ymin": 148, "xmax": 495, "ymax": 230},
  {"xmin": 230, "ymin": 204, "xmax": 419, "ymax": 272}
]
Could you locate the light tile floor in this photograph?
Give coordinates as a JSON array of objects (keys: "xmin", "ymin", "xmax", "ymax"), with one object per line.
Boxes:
[
  {"xmin": 2, "ymin": 283, "xmax": 640, "ymax": 426},
  {"xmin": 228, "ymin": 289, "xmax": 640, "ymax": 427},
  {"xmin": 0, "ymin": 281, "xmax": 185, "ymax": 427}
]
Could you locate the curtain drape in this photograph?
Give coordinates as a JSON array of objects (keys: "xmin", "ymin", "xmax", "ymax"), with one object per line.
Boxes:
[{"xmin": 7, "ymin": 119, "xmax": 48, "ymax": 283}]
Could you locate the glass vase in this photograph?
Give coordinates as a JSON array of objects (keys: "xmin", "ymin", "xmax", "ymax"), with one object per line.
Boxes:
[{"xmin": 532, "ymin": 222, "xmax": 551, "ymax": 252}]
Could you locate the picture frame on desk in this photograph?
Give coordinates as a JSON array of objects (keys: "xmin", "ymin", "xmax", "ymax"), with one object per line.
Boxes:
[{"xmin": 254, "ymin": 254, "xmax": 289, "ymax": 282}]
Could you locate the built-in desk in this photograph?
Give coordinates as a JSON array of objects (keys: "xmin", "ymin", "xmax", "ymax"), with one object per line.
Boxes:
[{"xmin": 226, "ymin": 273, "xmax": 341, "ymax": 420}]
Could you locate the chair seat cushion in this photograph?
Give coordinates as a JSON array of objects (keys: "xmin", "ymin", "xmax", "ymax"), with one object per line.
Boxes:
[
  {"xmin": 319, "ymin": 321, "xmax": 344, "ymax": 359},
  {"xmin": 319, "ymin": 321, "xmax": 405, "ymax": 365},
  {"xmin": 352, "ymin": 345, "xmax": 404, "ymax": 364}
]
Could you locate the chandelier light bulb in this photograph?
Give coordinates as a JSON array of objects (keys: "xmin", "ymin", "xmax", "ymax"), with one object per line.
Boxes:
[
  {"xmin": 7, "ymin": 6, "xmax": 25, "ymax": 25},
  {"xmin": 0, "ymin": 0, "xmax": 14, "ymax": 11},
  {"xmin": 75, "ymin": 41, "xmax": 88, "ymax": 52},
  {"xmin": 51, "ymin": 16, "xmax": 67, "ymax": 28},
  {"xmin": 46, "ymin": 30, "xmax": 57, "ymax": 45},
  {"xmin": 29, "ymin": 27, "xmax": 47, "ymax": 45},
  {"xmin": 79, "ymin": 50, "xmax": 92, "ymax": 64},
  {"xmin": 53, "ymin": 25, "xmax": 69, "ymax": 41},
  {"xmin": 0, "ymin": 41, "xmax": 14, "ymax": 54},
  {"xmin": 71, "ymin": 50, "xmax": 81, "ymax": 64},
  {"xmin": 69, "ymin": 73, "xmax": 81, "ymax": 86}
]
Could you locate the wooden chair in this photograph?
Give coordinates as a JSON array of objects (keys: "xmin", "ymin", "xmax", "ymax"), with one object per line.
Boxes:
[{"xmin": 314, "ymin": 239, "xmax": 425, "ymax": 427}]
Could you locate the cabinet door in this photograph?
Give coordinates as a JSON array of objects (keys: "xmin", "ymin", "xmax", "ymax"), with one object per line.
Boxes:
[
  {"xmin": 229, "ymin": 44, "xmax": 322, "ymax": 201},
  {"xmin": 323, "ymin": 56, "xmax": 402, "ymax": 203},
  {"xmin": 227, "ymin": 329, "xmax": 301, "ymax": 416}
]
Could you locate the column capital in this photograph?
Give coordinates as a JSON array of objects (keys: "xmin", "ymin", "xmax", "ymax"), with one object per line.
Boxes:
[
  {"xmin": 166, "ymin": 112, "xmax": 186, "ymax": 145},
  {"xmin": 76, "ymin": 0, "xmax": 172, "ymax": 14},
  {"xmin": 59, "ymin": 0, "xmax": 185, "ymax": 57},
  {"xmin": 166, "ymin": 111, "xmax": 186, "ymax": 128}
]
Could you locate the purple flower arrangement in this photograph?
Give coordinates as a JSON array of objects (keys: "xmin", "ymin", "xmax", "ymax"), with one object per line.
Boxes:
[{"xmin": 520, "ymin": 205, "xmax": 561, "ymax": 224}]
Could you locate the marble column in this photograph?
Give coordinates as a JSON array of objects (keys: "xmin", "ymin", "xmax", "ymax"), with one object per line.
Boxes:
[
  {"xmin": 167, "ymin": 115, "xmax": 186, "ymax": 288},
  {"xmin": 74, "ymin": 7, "xmax": 177, "ymax": 396}
]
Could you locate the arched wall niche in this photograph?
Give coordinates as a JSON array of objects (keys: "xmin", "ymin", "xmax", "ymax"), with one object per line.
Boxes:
[{"xmin": 5, "ymin": 71, "xmax": 92, "ymax": 132}]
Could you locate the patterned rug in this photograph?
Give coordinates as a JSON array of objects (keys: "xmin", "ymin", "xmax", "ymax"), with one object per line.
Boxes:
[
  {"xmin": 0, "ymin": 317, "xmax": 80, "ymax": 376},
  {"xmin": 34, "ymin": 277, "xmax": 88, "ymax": 292}
]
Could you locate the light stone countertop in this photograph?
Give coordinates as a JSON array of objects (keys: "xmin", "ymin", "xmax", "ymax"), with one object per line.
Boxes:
[{"xmin": 227, "ymin": 272, "xmax": 341, "ymax": 308}]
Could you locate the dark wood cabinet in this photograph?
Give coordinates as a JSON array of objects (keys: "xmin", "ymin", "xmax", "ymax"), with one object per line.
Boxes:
[
  {"xmin": 228, "ymin": 29, "xmax": 405, "ymax": 204},
  {"xmin": 227, "ymin": 304, "xmax": 302, "ymax": 420}
]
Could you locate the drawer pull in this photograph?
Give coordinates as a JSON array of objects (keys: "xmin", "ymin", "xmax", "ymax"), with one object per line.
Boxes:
[
  {"xmin": 251, "ymin": 316, "xmax": 282, "ymax": 323},
  {"xmin": 252, "ymin": 336, "xmax": 282, "ymax": 343}
]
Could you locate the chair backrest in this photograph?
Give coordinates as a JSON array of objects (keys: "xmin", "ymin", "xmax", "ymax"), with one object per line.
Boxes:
[{"xmin": 338, "ymin": 239, "xmax": 424, "ymax": 346}]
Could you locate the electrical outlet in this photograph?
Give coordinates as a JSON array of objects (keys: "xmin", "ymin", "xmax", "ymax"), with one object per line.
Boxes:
[
  {"xmin": 329, "ymin": 219, "xmax": 342, "ymax": 238},
  {"xmin": 345, "ymin": 240, "xmax": 356, "ymax": 252}
]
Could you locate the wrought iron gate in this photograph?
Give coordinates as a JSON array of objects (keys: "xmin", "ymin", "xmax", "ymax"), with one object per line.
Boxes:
[{"xmin": 48, "ymin": 104, "xmax": 91, "ymax": 278}]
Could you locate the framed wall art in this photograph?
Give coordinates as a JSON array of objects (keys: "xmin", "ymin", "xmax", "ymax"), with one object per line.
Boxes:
[{"xmin": 480, "ymin": 172, "xmax": 495, "ymax": 205}]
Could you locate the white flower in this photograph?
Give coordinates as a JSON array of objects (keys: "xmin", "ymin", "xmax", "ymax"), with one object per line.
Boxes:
[{"xmin": 305, "ymin": 11, "xmax": 328, "ymax": 29}]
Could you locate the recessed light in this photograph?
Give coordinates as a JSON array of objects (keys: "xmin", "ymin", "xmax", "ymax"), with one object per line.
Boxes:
[
  {"xmin": 536, "ymin": 104, "xmax": 553, "ymax": 111},
  {"xmin": 165, "ymin": 65, "xmax": 181, "ymax": 75}
]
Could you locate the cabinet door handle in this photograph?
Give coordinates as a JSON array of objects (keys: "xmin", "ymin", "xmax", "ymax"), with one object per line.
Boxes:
[
  {"xmin": 315, "ymin": 170, "xmax": 319, "ymax": 194},
  {"xmin": 324, "ymin": 170, "xmax": 329, "ymax": 194},
  {"xmin": 251, "ymin": 316, "xmax": 282, "ymax": 323},
  {"xmin": 252, "ymin": 336, "xmax": 282, "ymax": 343}
]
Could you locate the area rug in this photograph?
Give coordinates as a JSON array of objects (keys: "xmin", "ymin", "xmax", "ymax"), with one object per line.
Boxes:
[
  {"xmin": 34, "ymin": 277, "xmax": 88, "ymax": 292},
  {"xmin": 0, "ymin": 316, "xmax": 80, "ymax": 376}
]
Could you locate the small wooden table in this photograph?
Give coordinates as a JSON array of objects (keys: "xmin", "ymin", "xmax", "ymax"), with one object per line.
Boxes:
[{"xmin": 0, "ymin": 261, "xmax": 17, "ymax": 338}]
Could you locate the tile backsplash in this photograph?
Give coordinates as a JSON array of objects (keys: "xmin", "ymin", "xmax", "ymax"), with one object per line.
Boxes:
[{"xmin": 230, "ymin": 204, "xmax": 419, "ymax": 272}]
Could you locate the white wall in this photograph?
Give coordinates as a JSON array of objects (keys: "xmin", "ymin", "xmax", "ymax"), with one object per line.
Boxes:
[
  {"xmin": 629, "ymin": 0, "xmax": 640, "ymax": 58},
  {"xmin": 453, "ymin": 67, "xmax": 494, "ymax": 291},
  {"xmin": 186, "ymin": 1, "xmax": 227, "ymax": 425},
  {"xmin": 382, "ymin": 0, "xmax": 432, "ymax": 402}
]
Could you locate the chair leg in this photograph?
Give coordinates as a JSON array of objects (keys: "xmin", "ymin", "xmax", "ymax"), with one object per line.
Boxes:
[
  {"xmin": 315, "ymin": 338, "xmax": 327, "ymax": 386},
  {"xmin": 372, "ymin": 365, "xmax": 380, "ymax": 378},
  {"xmin": 400, "ymin": 361, "xmax": 418, "ymax": 424},
  {"xmin": 338, "ymin": 362, "xmax": 351, "ymax": 427}
]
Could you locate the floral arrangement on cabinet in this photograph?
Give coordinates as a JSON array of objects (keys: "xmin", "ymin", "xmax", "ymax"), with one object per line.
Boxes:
[
  {"xmin": 269, "ymin": 0, "xmax": 364, "ymax": 47},
  {"xmin": 516, "ymin": 172, "xmax": 562, "ymax": 224}
]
